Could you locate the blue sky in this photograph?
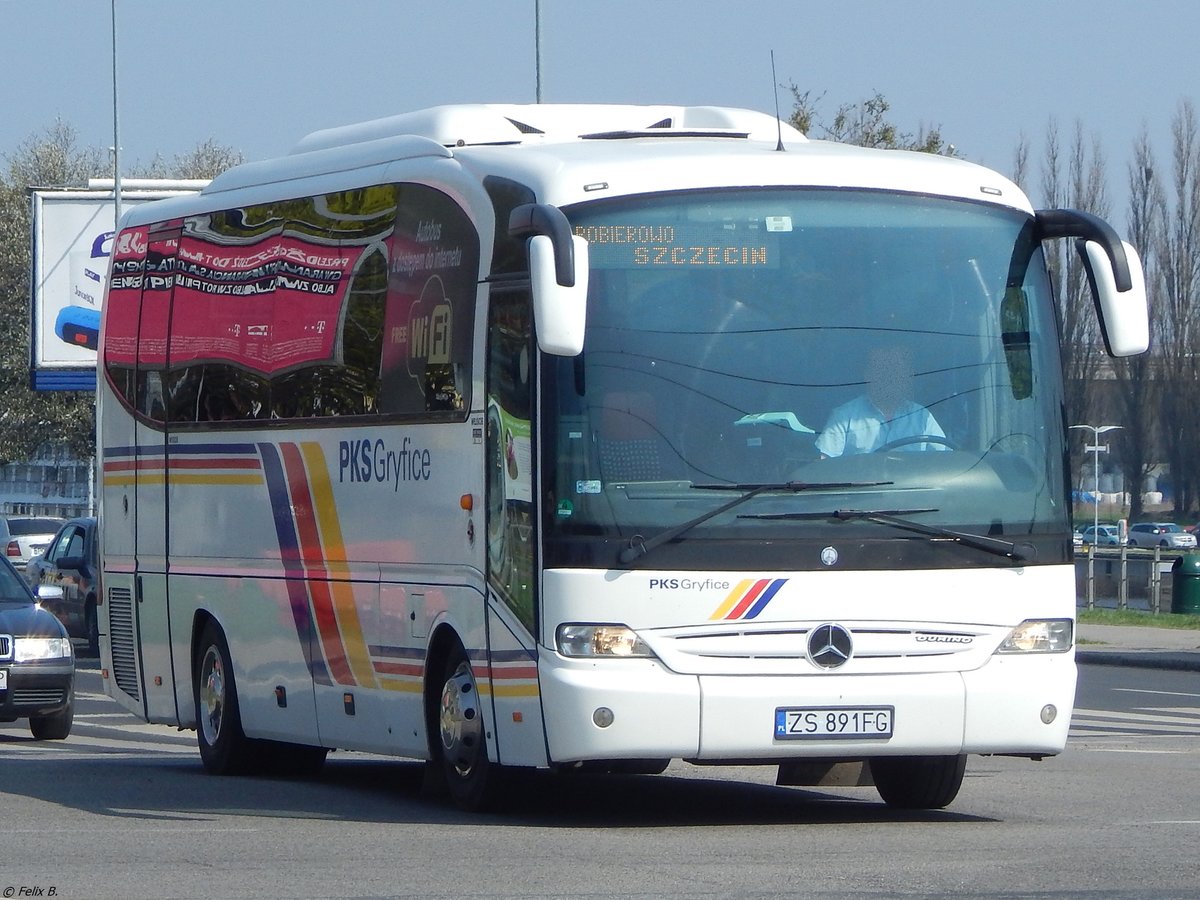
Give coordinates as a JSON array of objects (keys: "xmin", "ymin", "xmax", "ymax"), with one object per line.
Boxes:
[{"xmin": 3, "ymin": 0, "xmax": 1196, "ymax": 220}]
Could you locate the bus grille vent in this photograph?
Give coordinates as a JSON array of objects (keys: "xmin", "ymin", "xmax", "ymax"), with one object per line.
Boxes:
[{"xmin": 107, "ymin": 586, "xmax": 140, "ymax": 701}]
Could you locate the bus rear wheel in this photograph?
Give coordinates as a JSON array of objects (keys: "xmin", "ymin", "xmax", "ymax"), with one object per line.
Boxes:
[
  {"xmin": 436, "ymin": 646, "xmax": 502, "ymax": 811},
  {"xmin": 869, "ymin": 754, "xmax": 966, "ymax": 810},
  {"xmin": 195, "ymin": 620, "xmax": 260, "ymax": 775}
]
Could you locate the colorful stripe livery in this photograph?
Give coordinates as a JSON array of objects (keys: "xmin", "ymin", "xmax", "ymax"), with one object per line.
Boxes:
[
  {"xmin": 487, "ymin": 648, "xmax": 540, "ymax": 698},
  {"xmin": 103, "ymin": 441, "xmax": 541, "ymax": 702},
  {"xmin": 102, "ymin": 443, "xmax": 265, "ymax": 488},
  {"xmin": 709, "ymin": 578, "xmax": 788, "ymax": 621},
  {"xmin": 259, "ymin": 441, "xmax": 379, "ymax": 690}
]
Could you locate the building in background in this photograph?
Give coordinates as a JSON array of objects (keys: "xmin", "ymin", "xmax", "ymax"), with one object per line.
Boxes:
[{"xmin": 0, "ymin": 442, "xmax": 92, "ymax": 517}]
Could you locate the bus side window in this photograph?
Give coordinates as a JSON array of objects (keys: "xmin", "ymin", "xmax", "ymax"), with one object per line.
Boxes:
[
  {"xmin": 378, "ymin": 183, "xmax": 479, "ymax": 418},
  {"xmin": 102, "ymin": 226, "xmax": 147, "ymax": 415}
]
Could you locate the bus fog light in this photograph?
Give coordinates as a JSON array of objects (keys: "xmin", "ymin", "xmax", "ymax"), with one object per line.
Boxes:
[
  {"xmin": 1040, "ymin": 704, "xmax": 1057, "ymax": 724},
  {"xmin": 593, "ymin": 707, "xmax": 615, "ymax": 728},
  {"xmin": 997, "ymin": 619, "xmax": 1073, "ymax": 653}
]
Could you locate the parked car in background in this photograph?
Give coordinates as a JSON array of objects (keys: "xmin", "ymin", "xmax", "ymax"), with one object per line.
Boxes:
[
  {"xmin": 1127, "ymin": 522, "xmax": 1198, "ymax": 549},
  {"xmin": 25, "ymin": 517, "xmax": 99, "ymax": 656},
  {"xmin": 1080, "ymin": 524, "xmax": 1123, "ymax": 545},
  {"xmin": 0, "ymin": 515, "xmax": 65, "ymax": 571},
  {"xmin": 0, "ymin": 554, "xmax": 74, "ymax": 739}
]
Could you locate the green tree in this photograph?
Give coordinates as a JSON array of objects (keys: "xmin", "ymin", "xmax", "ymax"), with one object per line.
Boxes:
[
  {"xmin": 0, "ymin": 121, "xmax": 242, "ymax": 463},
  {"xmin": 0, "ymin": 121, "xmax": 105, "ymax": 463},
  {"xmin": 787, "ymin": 86, "xmax": 956, "ymax": 154},
  {"xmin": 132, "ymin": 138, "xmax": 245, "ymax": 180}
]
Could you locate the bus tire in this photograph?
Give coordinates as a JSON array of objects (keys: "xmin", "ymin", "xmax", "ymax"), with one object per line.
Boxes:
[
  {"xmin": 869, "ymin": 754, "xmax": 967, "ymax": 810},
  {"xmin": 195, "ymin": 620, "xmax": 260, "ymax": 775},
  {"xmin": 436, "ymin": 644, "xmax": 502, "ymax": 811}
]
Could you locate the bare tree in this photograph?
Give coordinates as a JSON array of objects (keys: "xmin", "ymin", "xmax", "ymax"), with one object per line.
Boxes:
[
  {"xmin": 1012, "ymin": 133, "xmax": 1031, "ymax": 190},
  {"xmin": 1112, "ymin": 128, "xmax": 1163, "ymax": 519},
  {"xmin": 1028, "ymin": 120, "xmax": 1111, "ymax": 492},
  {"xmin": 1154, "ymin": 100, "xmax": 1200, "ymax": 516}
]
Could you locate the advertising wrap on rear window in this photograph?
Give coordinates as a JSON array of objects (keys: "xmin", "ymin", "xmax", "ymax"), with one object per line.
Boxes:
[
  {"xmin": 105, "ymin": 226, "xmax": 367, "ymax": 375},
  {"xmin": 102, "ymin": 182, "xmax": 480, "ymax": 423}
]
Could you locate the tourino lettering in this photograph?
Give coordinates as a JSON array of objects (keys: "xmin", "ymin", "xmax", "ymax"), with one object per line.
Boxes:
[{"xmin": 338, "ymin": 437, "xmax": 432, "ymax": 490}]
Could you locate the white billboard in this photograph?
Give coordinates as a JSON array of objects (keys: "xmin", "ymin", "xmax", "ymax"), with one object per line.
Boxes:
[{"xmin": 30, "ymin": 185, "xmax": 201, "ymax": 390}]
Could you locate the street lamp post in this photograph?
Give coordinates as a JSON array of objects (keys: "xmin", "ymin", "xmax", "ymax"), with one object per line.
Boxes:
[{"xmin": 1070, "ymin": 424, "xmax": 1123, "ymax": 609}]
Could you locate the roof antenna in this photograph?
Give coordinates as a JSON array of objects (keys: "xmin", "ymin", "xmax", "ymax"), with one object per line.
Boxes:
[{"xmin": 770, "ymin": 50, "xmax": 786, "ymax": 151}]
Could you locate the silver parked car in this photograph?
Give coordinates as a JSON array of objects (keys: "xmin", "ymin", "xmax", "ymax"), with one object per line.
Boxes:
[
  {"xmin": 0, "ymin": 516, "xmax": 65, "ymax": 570},
  {"xmin": 1127, "ymin": 522, "xmax": 1197, "ymax": 549},
  {"xmin": 1080, "ymin": 524, "xmax": 1122, "ymax": 545}
]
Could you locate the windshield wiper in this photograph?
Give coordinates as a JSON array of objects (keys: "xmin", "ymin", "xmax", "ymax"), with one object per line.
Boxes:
[
  {"xmin": 617, "ymin": 480, "xmax": 892, "ymax": 564},
  {"xmin": 742, "ymin": 508, "xmax": 1034, "ymax": 562}
]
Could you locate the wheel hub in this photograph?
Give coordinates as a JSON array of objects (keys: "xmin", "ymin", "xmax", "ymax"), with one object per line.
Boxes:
[
  {"xmin": 199, "ymin": 646, "xmax": 226, "ymax": 746},
  {"xmin": 439, "ymin": 660, "xmax": 482, "ymax": 776}
]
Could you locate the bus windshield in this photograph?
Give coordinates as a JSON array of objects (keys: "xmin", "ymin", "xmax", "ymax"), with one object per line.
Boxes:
[{"xmin": 543, "ymin": 188, "xmax": 1068, "ymax": 569}]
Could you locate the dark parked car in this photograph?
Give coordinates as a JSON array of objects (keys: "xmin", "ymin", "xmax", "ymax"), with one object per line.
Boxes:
[
  {"xmin": 26, "ymin": 517, "xmax": 99, "ymax": 656},
  {"xmin": 0, "ymin": 554, "xmax": 74, "ymax": 739}
]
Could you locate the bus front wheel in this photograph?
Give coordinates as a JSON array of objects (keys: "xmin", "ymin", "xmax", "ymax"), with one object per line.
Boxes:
[
  {"xmin": 195, "ymin": 620, "xmax": 260, "ymax": 775},
  {"xmin": 869, "ymin": 754, "xmax": 966, "ymax": 809},
  {"xmin": 436, "ymin": 645, "xmax": 502, "ymax": 811}
]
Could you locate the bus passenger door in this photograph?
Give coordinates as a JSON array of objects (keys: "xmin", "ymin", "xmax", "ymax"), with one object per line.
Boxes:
[{"xmin": 484, "ymin": 286, "xmax": 548, "ymax": 766}]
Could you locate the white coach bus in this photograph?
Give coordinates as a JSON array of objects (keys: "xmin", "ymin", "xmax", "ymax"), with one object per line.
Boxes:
[{"xmin": 97, "ymin": 103, "xmax": 1148, "ymax": 811}]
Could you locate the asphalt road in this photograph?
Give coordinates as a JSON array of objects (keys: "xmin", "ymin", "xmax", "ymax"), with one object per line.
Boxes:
[{"xmin": 1, "ymin": 661, "xmax": 1198, "ymax": 900}]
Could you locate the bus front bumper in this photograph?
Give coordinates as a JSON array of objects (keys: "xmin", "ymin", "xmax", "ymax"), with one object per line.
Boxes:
[{"xmin": 538, "ymin": 652, "xmax": 1074, "ymax": 763}]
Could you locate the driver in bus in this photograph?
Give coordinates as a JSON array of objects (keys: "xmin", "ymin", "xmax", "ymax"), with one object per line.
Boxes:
[{"xmin": 815, "ymin": 345, "xmax": 946, "ymax": 457}]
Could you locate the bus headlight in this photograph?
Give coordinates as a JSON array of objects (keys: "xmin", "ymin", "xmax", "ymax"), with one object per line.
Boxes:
[
  {"xmin": 556, "ymin": 624, "xmax": 653, "ymax": 658},
  {"xmin": 996, "ymin": 619, "xmax": 1073, "ymax": 654}
]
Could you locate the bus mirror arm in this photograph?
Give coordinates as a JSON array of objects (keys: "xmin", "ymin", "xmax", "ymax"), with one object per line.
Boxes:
[
  {"xmin": 510, "ymin": 203, "xmax": 576, "ymax": 287},
  {"xmin": 1035, "ymin": 208, "xmax": 1149, "ymax": 357},
  {"xmin": 1035, "ymin": 208, "xmax": 1130, "ymax": 292}
]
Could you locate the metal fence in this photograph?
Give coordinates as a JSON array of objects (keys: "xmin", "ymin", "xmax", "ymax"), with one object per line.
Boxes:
[{"xmin": 1075, "ymin": 545, "xmax": 1178, "ymax": 613}]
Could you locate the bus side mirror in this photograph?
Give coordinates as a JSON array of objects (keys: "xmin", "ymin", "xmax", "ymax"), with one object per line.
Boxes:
[
  {"xmin": 530, "ymin": 234, "xmax": 588, "ymax": 356},
  {"xmin": 1079, "ymin": 238, "xmax": 1149, "ymax": 357},
  {"xmin": 1036, "ymin": 208, "xmax": 1149, "ymax": 359},
  {"xmin": 510, "ymin": 202, "xmax": 589, "ymax": 357}
]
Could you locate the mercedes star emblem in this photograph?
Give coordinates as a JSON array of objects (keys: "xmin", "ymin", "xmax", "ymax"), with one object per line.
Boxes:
[{"xmin": 808, "ymin": 623, "xmax": 853, "ymax": 669}]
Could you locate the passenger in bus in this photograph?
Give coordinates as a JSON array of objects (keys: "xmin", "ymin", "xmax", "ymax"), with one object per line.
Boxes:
[{"xmin": 815, "ymin": 345, "xmax": 946, "ymax": 457}]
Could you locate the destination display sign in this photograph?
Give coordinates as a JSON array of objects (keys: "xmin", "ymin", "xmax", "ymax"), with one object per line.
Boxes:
[{"xmin": 575, "ymin": 221, "xmax": 786, "ymax": 269}]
